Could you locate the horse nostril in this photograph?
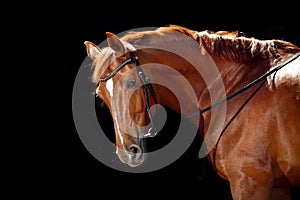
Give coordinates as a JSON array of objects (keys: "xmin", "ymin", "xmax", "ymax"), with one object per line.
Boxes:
[{"xmin": 129, "ymin": 145, "xmax": 141, "ymax": 154}]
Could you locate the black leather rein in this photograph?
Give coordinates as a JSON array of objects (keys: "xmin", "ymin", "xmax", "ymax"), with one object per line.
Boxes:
[{"xmin": 97, "ymin": 51, "xmax": 300, "ymax": 136}]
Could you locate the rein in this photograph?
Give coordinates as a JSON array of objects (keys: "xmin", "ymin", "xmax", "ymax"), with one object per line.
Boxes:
[
  {"xmin": 187, "ymin": 52, "xmax": 300, "ymax": 119},
  {"xmin": 97, "ymin": 51, "xmax": 300, "ymax": 138}
]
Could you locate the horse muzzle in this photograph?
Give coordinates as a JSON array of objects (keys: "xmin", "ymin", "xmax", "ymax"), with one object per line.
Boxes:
[{"xmin": 116, "ymin": 143, "xmax": 145, "ymax": 167}]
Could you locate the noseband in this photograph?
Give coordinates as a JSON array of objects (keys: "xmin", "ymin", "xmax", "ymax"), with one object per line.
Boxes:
[{"xmin": 98, "ymin": 52, "xmax": 158, "ymax": 138}]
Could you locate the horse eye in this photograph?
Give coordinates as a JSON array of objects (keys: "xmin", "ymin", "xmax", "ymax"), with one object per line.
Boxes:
[{"xmin": 126, "ymin": 79, "xmax": 136, "ymax": 88}]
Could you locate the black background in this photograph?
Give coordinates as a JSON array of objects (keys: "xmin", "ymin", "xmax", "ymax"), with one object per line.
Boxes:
[{"xmin": 64, "ymin": 1, "xmax": 299, "ymax": 199}]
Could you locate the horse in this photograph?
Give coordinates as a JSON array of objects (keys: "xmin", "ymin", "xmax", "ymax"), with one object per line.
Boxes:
[{"xmin": 84, "ymin": 25, "xmax": 300, "ymax": 199}]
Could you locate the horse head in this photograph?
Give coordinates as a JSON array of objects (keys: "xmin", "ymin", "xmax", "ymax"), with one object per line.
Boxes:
[{"xmin": 85, "ymin": 33, "xmax": 160, "ymax": 167}]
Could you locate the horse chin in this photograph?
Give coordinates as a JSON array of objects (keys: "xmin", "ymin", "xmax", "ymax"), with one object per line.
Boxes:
[
  {"xmin": 127, "ymin": 160, "xmax": 144, "ymax": 167},
  {"xmin": 116, "ymin": 146, "xmax": 145, "ymax": 167}
]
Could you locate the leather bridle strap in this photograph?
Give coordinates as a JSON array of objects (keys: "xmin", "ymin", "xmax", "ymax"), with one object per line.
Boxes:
[
  {"xmin": 98, "ymin": 51, "xmax": 158, "ymax": 138},
  {"xmin": 129, "ymin": 52, "xmax": 158, "ymax": 137},
  {"xmin": 98, "ymin": 58, "xmax": 133, "ymax": 82}
]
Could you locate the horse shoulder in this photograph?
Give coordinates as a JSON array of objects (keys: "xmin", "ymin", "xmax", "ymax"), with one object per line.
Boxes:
[{"xmin": 267, "ymin": 57, "xmax": 300, "ymax": 186}]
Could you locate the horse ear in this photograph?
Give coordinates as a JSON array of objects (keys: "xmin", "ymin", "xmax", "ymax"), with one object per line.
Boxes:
[
  {"xmin": 84, "ymin": 41, "xmax": 101, "ymax": 61},
  {"xmin": 106, "ymin": 32, "xmax": 126, "ymax": 55}
]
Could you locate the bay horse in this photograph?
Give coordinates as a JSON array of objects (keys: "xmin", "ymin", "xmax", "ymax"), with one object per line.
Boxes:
[{"xmin": 84, "ymin": 25, "xmax": 300, "ymax": 199}]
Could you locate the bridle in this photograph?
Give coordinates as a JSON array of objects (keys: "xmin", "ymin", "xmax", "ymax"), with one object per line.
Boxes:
[
  {"xmin": 97, "ymin": 51, "xmax": 300, "ymax": 137},
  {"xmin": 98, "ymin": 52, "xmax": 158, "ymax": 138}
]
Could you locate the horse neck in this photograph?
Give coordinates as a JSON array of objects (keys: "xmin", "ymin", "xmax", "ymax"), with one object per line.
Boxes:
[
  {"xmin": 141, "ymin": 48, "xmax": 211, "ymax": 117},
  {"xmin": 212, "ymin": 56, "xmax": 271, "ymax": 95},
  {"xmin": 143, "ymin": 39, "xmax": 274, "ymax": 117}
]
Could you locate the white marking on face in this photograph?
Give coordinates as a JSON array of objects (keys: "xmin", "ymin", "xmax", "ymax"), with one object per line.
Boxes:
[
  {"xmin": 114, "ymin": 112, "xmax": 124, "ymax": 146},
  {"xmin": 106, "ymin": 78, "xmax": 114, "ymax": 97}
]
